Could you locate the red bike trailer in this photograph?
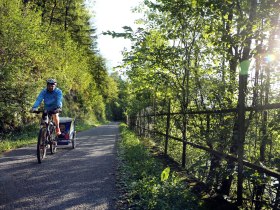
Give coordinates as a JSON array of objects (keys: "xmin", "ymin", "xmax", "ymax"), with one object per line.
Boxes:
[{"xmin": 57, "ymin": 117, "xmax": 76, "ymax": 149}]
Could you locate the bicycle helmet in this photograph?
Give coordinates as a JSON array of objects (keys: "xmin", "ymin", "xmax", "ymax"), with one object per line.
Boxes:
[{"xmin": 46, "ymin": 78, "xmax": 57, "ymax": 85}]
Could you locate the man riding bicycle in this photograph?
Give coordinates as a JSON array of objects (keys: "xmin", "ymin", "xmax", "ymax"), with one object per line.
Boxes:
[{"xmin": 31, "ymin": 78, "xmax": 64, "ymax": 138}]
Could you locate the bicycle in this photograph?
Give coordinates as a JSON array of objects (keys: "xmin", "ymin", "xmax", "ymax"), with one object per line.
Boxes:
[{"xmin": 31, "ymin": 109, "xmax": 59, "ymax": 163}]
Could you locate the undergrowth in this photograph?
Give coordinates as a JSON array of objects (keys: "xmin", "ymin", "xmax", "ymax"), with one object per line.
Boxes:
[{"xmin": 117, "ymin": 123, "xmax": 204, "ymax": 210}]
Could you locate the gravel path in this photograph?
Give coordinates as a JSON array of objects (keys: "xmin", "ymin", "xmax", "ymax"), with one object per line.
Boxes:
[{"xmin": 0, "ymin": 122, "xmax": 120, "ymax": 210}]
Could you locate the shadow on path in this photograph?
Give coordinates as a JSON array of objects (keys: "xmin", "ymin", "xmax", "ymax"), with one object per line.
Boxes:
[{"xmin": 0, "ymin": 122, "xmax": 120, "ymax": 210}]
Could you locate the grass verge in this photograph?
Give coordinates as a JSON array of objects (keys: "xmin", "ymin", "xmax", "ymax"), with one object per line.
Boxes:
[
  {"xmin": 0, "ymin": 125, "xmax": 38, "ymax": 155},
  {"xmin": 117, "ymin": 123, "xmax": 204, "ymax": 210}
]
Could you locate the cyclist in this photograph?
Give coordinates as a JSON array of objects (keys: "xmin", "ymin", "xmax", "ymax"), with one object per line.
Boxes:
[{"xmin": 31, "ymin": 78, "xmax": 64, "ymax": 138}]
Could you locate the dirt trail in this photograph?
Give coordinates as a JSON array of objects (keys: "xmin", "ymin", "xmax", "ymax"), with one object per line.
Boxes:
[{"xmin": 0, "ymin": 122, "xmax": 120, "ymax": 210}]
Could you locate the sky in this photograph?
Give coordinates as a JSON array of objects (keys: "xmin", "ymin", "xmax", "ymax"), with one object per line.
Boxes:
[{"xmin": 86, "ymin": 0, "xmax": 143, "ymax": 71}]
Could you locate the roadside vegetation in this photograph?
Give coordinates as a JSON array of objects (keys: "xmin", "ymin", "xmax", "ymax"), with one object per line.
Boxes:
[
  {"xmin": 0, "ymin": 126, "xmax": 38, "ymax": 154},
  {"xmin": 0, "ymin": 0, "xmax": 126, "ymax": 138},
  {"xmin": 110, "ymin": 0, "xmax": 280, "ymax": 208},
  {"xmin": 117, "ymin": 123, "xmax": 204, "ymax": 210},
  {"xmin": 0, "ymin": 0, "xmax": 127, "ymax": 155}
]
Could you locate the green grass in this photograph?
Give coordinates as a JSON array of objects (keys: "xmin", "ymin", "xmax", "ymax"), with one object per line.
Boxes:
[
  {"xmin": 0, "ymin": 126, "xmax": 38, "ymax": 155},
  {"xmin": 75, "ymin": 121, "xmax": 96, "ymax": 132},
  {"xmin": 117, "ymin": 123, "xmax": 204, "ymax": 210}
]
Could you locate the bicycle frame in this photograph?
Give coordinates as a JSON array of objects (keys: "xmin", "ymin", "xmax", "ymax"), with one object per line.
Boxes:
[
  {"xmin": 33, "ymin": 110, "xmax": 58, "ymax": 163},
  {"xmin": 41, "ymin": 111, "xmax": 56, "ymax": 140}
]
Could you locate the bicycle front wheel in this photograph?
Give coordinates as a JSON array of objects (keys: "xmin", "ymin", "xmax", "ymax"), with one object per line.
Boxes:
[{"xmin": 37, "ymin": 128, "xmax": 47, "ymax": 163}]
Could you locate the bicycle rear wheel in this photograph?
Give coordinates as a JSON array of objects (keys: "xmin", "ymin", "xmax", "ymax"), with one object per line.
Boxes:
[
  {"xmin": 50, "ymin": 140, "xmax": 57, "ymax": 154},
  {"xmin": 71, "ymin": 131, "xmax": 76, "ymax": 149},
  {"xmin": 50, "ymin": 126, "xmax": 57, "ymax": 154},
  {"xmin": 37, "ymin": 128, "xmax": 47, "ymax": 163}
]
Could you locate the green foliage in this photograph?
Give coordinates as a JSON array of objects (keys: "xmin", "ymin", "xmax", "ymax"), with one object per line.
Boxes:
[
  {"xmin": 0, "ymin": 0, "xmax": 117, "ymax": 134},
  {"xmin": 105, "ymin": 72, "xmax": 132, "ymax": 121},
  {"xmin": 0, "ymin": 125, "xmax": 38, "ymax": 154},
  {"xmin": 118, "ymin": 124, "xmax": 203, "ymax": 209},
  {"xmin": 112, "ymin": 0, "xmax": 280, "ymax": 207}
]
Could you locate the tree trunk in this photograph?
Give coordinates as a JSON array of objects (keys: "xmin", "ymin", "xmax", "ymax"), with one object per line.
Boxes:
[
  {"xmin": 64, "ymin": 0, "xmax": 71, "ymax": 30},
  {"xmin": 49, "ymin": 0, "xmax": 57, "ymax": 27}
]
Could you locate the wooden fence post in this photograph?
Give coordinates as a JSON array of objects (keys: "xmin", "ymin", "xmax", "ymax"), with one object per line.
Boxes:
[
  {"xmin": 273, "ymin": 183, "xmax": 280, "ymax": 210},
  {"xmin": 137, "ymin": 112, "xmax": 140, "ymax": 136},
  {"xmin": 164, "ymin": 99, "xmax": 171, "ymax": 156},
  {"xmin": 147, "ymin": 111, "xmax": 150, "ymax": 138},
  {"xmin": 182, "ymin": 113, "xmax": 187, "ymax": 168},
  {"xmin": 142, "ymin": 109, "xmax": 145, "ymax": 137},
  {"xmin": 141, "ymin": 110, "xmax": 144, "ymax": 136}
]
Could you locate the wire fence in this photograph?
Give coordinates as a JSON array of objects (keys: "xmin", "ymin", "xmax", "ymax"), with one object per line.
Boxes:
[{"xmin": 128, "ymin": 102, "xmax": 280, "ymax": 209}]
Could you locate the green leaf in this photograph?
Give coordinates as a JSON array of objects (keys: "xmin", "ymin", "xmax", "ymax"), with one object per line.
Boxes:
[
  {"xmin": 191, "ymin": 0, "xmax": 197, "ymax": 8},
  {"xmin": 161, "ymin": 167, "xmax": 170, "ymax": 182},
  {"xmin": 223, "ymin": 14, "xmax": 228, "ymax": 20}
]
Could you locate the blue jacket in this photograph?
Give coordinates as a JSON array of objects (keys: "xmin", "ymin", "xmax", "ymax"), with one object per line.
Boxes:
[{"xmin": 32, "ymin": 88, "xmax": 63, "ymax": 111}]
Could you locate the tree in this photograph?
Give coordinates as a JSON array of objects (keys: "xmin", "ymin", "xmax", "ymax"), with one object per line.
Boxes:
[
  {"xmin": 0, "ymin": 0, "xmax": 110, "ymax": 132},
  {"xmin": 115, "ymin": 0, "xmax": 280, "ymax": 207}
]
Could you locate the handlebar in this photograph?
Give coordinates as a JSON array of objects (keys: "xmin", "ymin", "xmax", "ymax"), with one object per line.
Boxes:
[
  {"xmin": 31, "ymin": 110, "xmax": 44, "ymax": 114},
  {"xmin": 30, "ymin": 108, "xmax": 62, "ymax": 114}
]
